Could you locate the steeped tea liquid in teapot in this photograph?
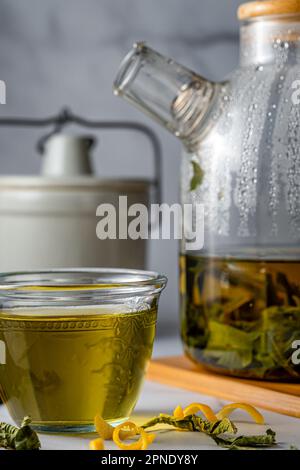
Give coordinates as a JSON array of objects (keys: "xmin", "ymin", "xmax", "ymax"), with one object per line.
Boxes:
[{"xmin": 114, "ymin": 0, "xmax": 300, "ymax": 381}]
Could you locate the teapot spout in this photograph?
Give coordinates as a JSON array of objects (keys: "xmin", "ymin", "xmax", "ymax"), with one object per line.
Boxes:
[{"xmin": 114, "ymin": 42, "xmax": 217, "ymax": 144}]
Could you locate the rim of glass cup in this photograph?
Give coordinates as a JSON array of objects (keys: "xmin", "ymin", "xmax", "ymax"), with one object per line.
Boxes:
[{"xmin": 0, "ymin": 268, "xmax": 168, "ymax": 306}]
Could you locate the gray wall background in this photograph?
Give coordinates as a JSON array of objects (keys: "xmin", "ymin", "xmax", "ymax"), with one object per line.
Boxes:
[{"xmin": 0, "ymin": 0, "xmax": 244, "ymax": 335}]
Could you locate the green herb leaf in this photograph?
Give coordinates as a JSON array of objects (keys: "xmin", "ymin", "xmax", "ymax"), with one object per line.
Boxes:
[
  {"xmin": 142, "ymin": 413, "xmax": 277, "ymax": 451},
  {"xmin": 212, "ymin": 428, "xmax": 276, "ymax": 450},
  {"xmin": 142, "ymin": 414, "xmax": 237, "ymax": 436},
  {"xmin": 192, "ymin": 416, "xmax": 237, "ymax": 436},
  {"xmin": 0, "ymin": 417, "xmax": 41, "ymax": 450},
  {"xmin": 190, "ymin": 161, "xmax": 204, "ymax": 191},
  {"xmin": 203, "ymin": 317, "xmax": 264, "ymax": 371}
]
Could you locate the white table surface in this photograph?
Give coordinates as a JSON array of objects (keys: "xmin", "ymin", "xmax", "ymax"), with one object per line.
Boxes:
[{"xmin": 1, "ymin": 336, "xmax": 300, "ymax": 451}]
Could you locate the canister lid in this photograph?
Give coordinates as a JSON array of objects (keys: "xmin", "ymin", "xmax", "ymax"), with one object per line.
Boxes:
[
  {"xmin": 238, "ymin": 0, "xmax": 300, "ymax": 20},
  {"xmin": 0, "ymin": 176, "xmax": 150, "ymax": 215},
  {"xmin": 0, "ymin": 176, "xmax": 150, "ymax": 192}
]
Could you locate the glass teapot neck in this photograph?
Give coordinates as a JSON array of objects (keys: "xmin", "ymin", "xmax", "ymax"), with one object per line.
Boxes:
[{"xmin": 240, "ymin": 15, "xmax": 300, "ymax": 66}]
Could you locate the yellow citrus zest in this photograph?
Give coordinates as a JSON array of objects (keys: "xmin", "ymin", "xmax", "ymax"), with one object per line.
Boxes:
[
  {"xmin": 173, "ymin": 405, "xmax": 185, "ymax": 419},
  {"xmin": 95, "ymin": 415, "xmax": 137, "ymax": 441},
  {"xmin": 180, "ymin": 256, "xmax": 186, "ymax": 296},
  {"xmin": 193, "ymin": 282, "xmax": 201, "ymax": 306},
  {"xmin": 183, "ymin": 403, "xmax": 218, "ymax": 422},
  {"xmin": 113, "ymin": 421, "xmax": 155, "ymax": 451},
  {"xmin": 89, "ymin": 438, "xmax": 105, "ymax": 450},
  {"xmin": 140, "ymin": 429, "xmax": 156, "ymax": 450},
  {"xmin": 216, "ymin": 403, "xmax": 265, "ymax": 424},
  {"xmin": 95, "ymin": 415, "xmax": 114, "ymax": 440}
]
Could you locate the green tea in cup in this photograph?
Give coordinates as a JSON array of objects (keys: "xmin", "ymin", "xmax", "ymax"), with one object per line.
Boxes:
[{"xmin": 0, "ymin": 269, "xmax": 167, "ymax": 433}]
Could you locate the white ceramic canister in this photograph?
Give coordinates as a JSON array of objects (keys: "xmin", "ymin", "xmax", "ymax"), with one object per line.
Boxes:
[{"xmin": 0, "ymin": 132, "xmax": 161, "ymax": 271}]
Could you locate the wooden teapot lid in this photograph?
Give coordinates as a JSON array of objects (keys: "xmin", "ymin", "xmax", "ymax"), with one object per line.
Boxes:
[{"xmin": 238, "ymin": 0, "xmax": 300, "ymax": 20}]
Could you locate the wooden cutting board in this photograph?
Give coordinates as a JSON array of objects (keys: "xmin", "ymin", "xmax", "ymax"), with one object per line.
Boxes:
[{"xmin": 147, "ymin": 356, "xmax": 300, "ymax": 418}]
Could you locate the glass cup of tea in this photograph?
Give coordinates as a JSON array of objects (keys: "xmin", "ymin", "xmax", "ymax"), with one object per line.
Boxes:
[{"xmin": 0, "ymin": 269, "xmax": 167, "ymax": 433}]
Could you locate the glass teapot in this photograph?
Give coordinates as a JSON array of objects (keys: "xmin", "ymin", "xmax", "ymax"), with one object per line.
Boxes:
[{"xmin": 114, "ymin": 0, "xmax": 300, "ymax": 381}]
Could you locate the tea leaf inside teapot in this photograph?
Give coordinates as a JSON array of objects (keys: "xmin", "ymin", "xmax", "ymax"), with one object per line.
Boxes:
[
  {"xmin": 190, "ymin": 161, "xmax": 204, "ymax": 191},
  {"xmin": 181, "ymin": 255, "xmax": 300, "ymax": 380}
]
